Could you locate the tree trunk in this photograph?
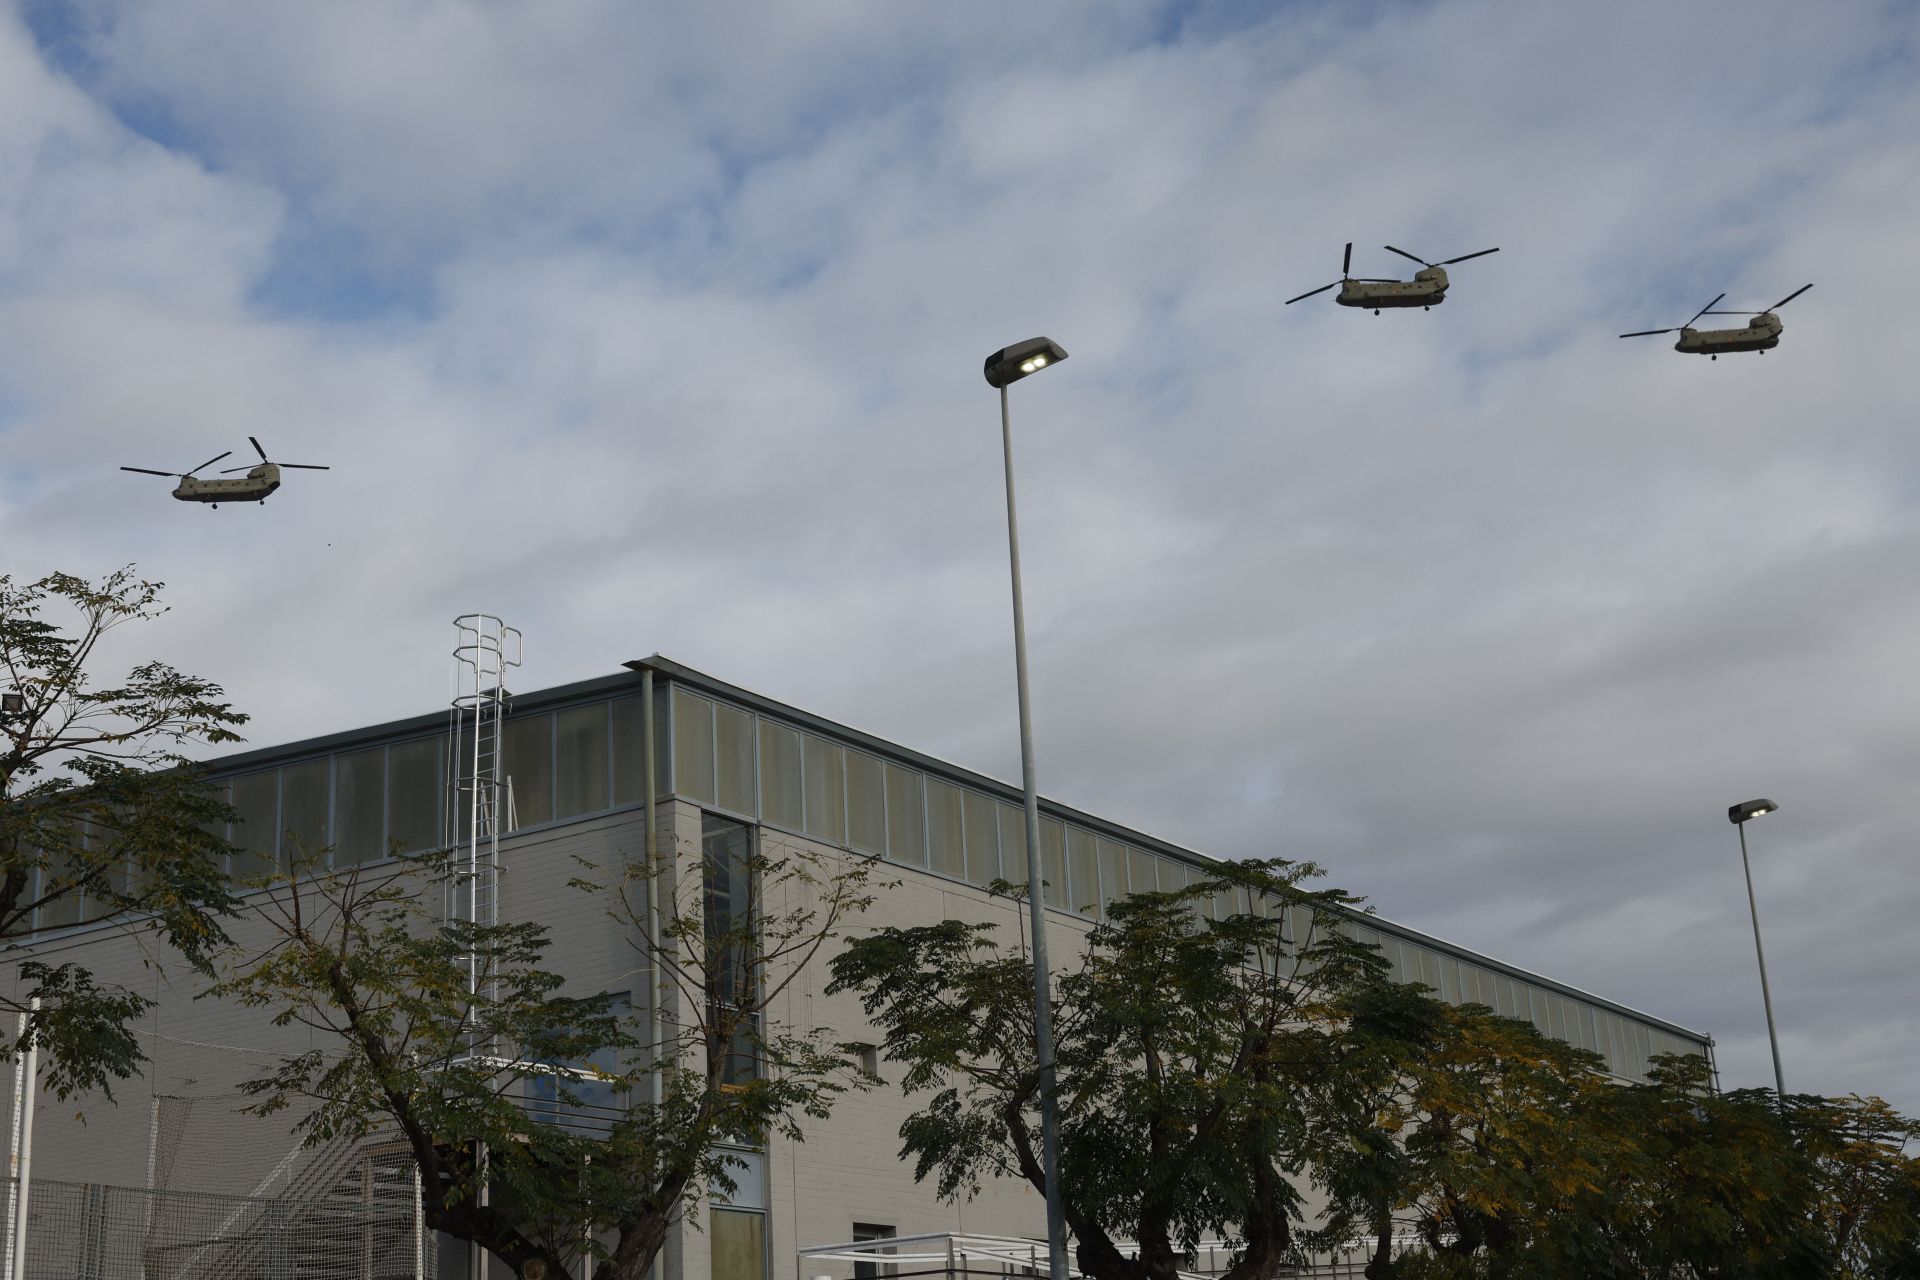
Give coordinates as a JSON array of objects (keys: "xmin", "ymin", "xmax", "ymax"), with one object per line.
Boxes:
[
  {"xmin": 605, "ymin": 1209, "xmax": 673, "ymax": 1280},
  {"xmin": 1220, "ymin": 1160, "xmax": 1293, "ymax": 1280},
  {"xmin": 1362, "ymin": 1204, "xmax": 1397, "ymax": 1280}
]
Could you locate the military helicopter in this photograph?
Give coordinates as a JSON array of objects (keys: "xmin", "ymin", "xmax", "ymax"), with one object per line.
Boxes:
[
  {"xmin": 120, "ymin": 436, "xmax": 329, "ymax": 507},
  {"xmin": 1285, "ymin": 241, "xmax": 1500, "ymax": 313},
  {"xmin": 1618, "ymin": 284, "xmax": 1812, "ymax": 359}
]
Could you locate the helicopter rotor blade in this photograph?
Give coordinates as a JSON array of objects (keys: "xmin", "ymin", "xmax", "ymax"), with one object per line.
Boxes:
[
  {"xmin": 120, "ymin": 466, "xmax": 178, "ymax": 477},
  {"xmin": 218, "ymin": 465, "xmax": 254, "ymax": 474},
  {"xmin": 1284, "ymin": 281, "xmax": 1343, "ymax": 305},
  {"xmin": 1435, "ymin": 247, "xmax": 1499, "ymax": 266},
  {"xmin": 248, "ymin": 435, "xmax": 269, "ymax": 463},
  {"xmin": 1682, "ymin": 293, "xmax": 1726, "ymax": 329},
  {"xmin": 278, "ymin": 463, "xmax": 330, "ymax": 470},
  {"xmin": 1383, "ymin": 245, "xmax": 1431, "ymax": 268},
  {"xmin": 1353, "ymin": 278, "xmax": 1401, "ymax": 283},
  {"xmin": 1342, "ymin": 242, "xmax": 1352, "ymax": 277},
  {"xmin": 1768, "ymin": 283, "xmax": 1812, "ymax": 311},
  {"xmin": 184, "ymin": 451, "xmax": 233, "ymax": 477},
  {"xmin": 1618, "ymin": 328, "xmax": 1677, "ymax": 338}
]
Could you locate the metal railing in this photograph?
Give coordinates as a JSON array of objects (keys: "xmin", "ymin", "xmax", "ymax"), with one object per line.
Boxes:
[{"xmin": 798, "ymin": 1232, "xmax": 1421, "ymax": 1280}]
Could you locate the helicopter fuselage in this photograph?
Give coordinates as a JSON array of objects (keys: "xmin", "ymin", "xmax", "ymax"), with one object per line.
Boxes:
[
  {"xmin": 1673, "ymin": 312, "xmax": 1783, "ymax": 356},
  {"xmin": 171, "ymin": 464, "xmax": 281, "ymax": 504},
  {"xmin": 1337, "ymin": 266, "xmax": 1449, "ymax": 309}
]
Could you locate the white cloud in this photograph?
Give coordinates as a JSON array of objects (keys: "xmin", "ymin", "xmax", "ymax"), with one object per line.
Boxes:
[{"xmin": 4, "ymin": 0, "xmax": 1920, "ymax": 1114}]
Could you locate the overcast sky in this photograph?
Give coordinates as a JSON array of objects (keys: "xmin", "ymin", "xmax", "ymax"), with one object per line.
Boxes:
[{"xmin": 3, "ymin": 0, "xmax": 1918, "ymax": 1112}]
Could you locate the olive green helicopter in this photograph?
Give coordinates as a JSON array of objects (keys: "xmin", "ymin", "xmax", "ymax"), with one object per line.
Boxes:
[
  {"xmin": 121, "ymin": 436, "xmax": 329, "ymax": 508},
  {"xmin": 1618, "ymin": 284, "xmax": 1812, "ymax": 359},
  {"xmin": 1285, "ymin": 241, "xmax": 1500, "ymax": 313}
]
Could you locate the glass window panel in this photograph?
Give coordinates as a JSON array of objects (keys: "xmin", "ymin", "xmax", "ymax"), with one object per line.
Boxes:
[
  {"xmin": 711, "ymin": 1209, "xmax": 767, "ymax": 1280},
  {"xmin": 1438, "ymin": 956, "xmax": 1460, "ymax": 1004},
  {"xmin": 1420, "ymin": 949, "xmax": 1444, "ymax": 992},
  {"xmin": 1526, "ymin": 987, "xmax": 1550, "ymax": 1032},
  {"xmin": 611, "ymin": 692, "xmax": 668, "ymax": 808},
  {"xmin": 962, "ymin": 791, "xmax": 999, "ymax": 886},
  {"xmin": 672, "ymin": 691, "xmax": 715, "ymax": 804},
  {"xmin": 1212, "ymin": 873, "xmax": 1240, "ymax": 922},
  {"xmin": 996, "ymin": 802, "xmax": 1028, "ymax": 893},
  {"xmin": 1578, "ymin": 1004, "xmax": 1602, "ymax": 1053},
  {"xmin": 229, "ymin": 769, "xmax": 278, "ymax": 878},
  {"xmin": 802, "ymin": 736, "xmax": 845, "ymax": 843},
  {"xmin": 528, "ymin": 992, "xmax": 630, "ymax": 1138},
  {"xmin": 703, "ymin": 816, "xmax": 756, "ymax": 1012},
  {"xmin": 1464, "ymin": 965, "xmax": 1490, "ymax": 1008},
  {"xmin": 388, "ymin": 737, "xmax": 443, "ymax": 854},
  {"xmin": 1066, "ymin": 827, "xmax": 1099, "ymax": 917},
  {"xmin": 883, "ymin": 765, "xmax": 925, "ymax": 867},
  {"xmin": 37, "ymin": 849, "xmax": 83, "ymax": 928},
  {"xmin": 758, "ymin": 721, "xmax": 803, "ymax": 829},
  {"xmin": 713, "ymin": 1150, "xmax": 767, "ymax": 1211},
  {"xmin": 846, "ymin": 752, "xmax": 886, "ymax": 856},
  {"xmin": 1613, "ymin": 1020, "xmax": 1635, "ymax": 1078},
  {"xmin": 1628, "ymin": 1023, "xmax": 1652, "ymax": 1079},
  {"xmin": 333, "ymin": 746, "xmax": 385, "ymax": 866},
  {"xmin": 1599, "ymin": 1012, "xmax": 1624, "ymax": 1072},
  {"xmin": 555, "ymin": 704, "xmax": 609, "ymax": 819},
  {"xmin": 1039, "ymin": 817, "xmax": 1065, "ymax": 909},
  {"xmin": 1096, "ymin": 838, "xmax": 1129, "ymax": 913},
  {"xmin": 504, "ymin": 713, "xmax": 555, "ymax": 827},
  {"xmin": 1290, "ymin": 905, "xmax": 1318, "ymax": 951},
  {"xmin": 1394, "ymin": 941, "xmax": 1417, "ymax": 986},
  {"xmin": 279, "ymin": 758, "xmax": 329, "ymax": 867},
  {"xmin": 1127, "ymin": 847, "xmax": 1159, "ymax": 897},
  {"xmin": 79, "ymin": 821, "xmax": 129, "ymax": 923},
  {"xmin": 925, "ymin": 780, "xmax": 965, "ymax": 879},
  {"xmin": 714, "ymin": 703, "xmax": 756, "ymax": 816}
]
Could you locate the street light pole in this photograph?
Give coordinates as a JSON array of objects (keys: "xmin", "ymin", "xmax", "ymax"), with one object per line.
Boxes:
[
  {"xmin": 984, "ymin": 337, "xmax": 1070, "ymax": 1280},
  {"xmin": 1727, "ymin": 799, "xmax": 1786, "ymax": 1102}
]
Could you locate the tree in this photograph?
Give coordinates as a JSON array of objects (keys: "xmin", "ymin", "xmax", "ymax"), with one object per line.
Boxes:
[
  {"xmin": 1348, "ymin": 1000, "xmax": 1619, "ymax": 1280},
  {"xmin": 0, "ymin": 566, "xmax": 244, "ymax": 1097},
  {"xmin": 1786, "ymin": 1089, "xmax": 1920, "ymax": 1277},
  {"xmin": 216, "ymin": 829, "xmax": 883, "ymax": 1280},
  {"xmin": 1556, "ymin": 1058, "xmax": 1920, "ymax": 1280},
  {"xmin": 827, "ymin": 859, "xmax": 1386, "ymax": 1280}
]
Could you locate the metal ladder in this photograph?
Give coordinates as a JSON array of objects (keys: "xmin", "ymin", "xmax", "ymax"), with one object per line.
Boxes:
[{"xmin": 447, "ymin": 616, "xmax": 521, "ymax": 1030}]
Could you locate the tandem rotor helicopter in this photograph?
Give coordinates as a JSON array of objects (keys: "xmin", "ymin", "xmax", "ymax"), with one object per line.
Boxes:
[
  {"xmin": 1618, "ymin": 284, "xmax": 1813, "ymax": 359},
  {"xmin": 1285, "ymin": 241, "xmax": 1500, "ymax": 313},
  {"xmin": 120, "ymin": 436, "xmax": 329, "ymax": 507}
]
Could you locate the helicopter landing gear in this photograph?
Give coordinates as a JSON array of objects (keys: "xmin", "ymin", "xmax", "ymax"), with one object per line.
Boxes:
[
  {"xmin": 1711, "ymin": 354, "xmax": 1717, "ymax": 361},
  {"xmin": 1374, "ymin": 309, "xmax": 1381, "ymax": 316},
  {"xmin": 211, "ymin": 503, "xmax": 218, "ymax": 509},
  {"xmin": 259, "ymin": 499, "xmax": 266, "ymax": 504},
  {"xmin": 1424, "ymin": 305, "xmax": 1430, "ymax": 311}
]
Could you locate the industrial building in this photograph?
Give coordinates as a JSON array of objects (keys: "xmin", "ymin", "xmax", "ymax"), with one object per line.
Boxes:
[{"xmin": 1, "ymin": 653, "xmax": 1713, "ymax": 1279}]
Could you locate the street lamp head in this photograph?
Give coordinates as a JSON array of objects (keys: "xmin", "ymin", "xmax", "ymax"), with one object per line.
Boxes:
[
  {"xmin": 983, "ymin": 337, "xmax": 1068, "ymax": 389},
  {"xmin": 1728, "ymin": 798, "xmax": 1779, "ymax": 825}
]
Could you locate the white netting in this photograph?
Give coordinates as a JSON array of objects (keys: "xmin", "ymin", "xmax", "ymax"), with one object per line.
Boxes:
[{"xmin": 1, "ymin": 1030, "xmax": 434, "ymax": 1279}]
